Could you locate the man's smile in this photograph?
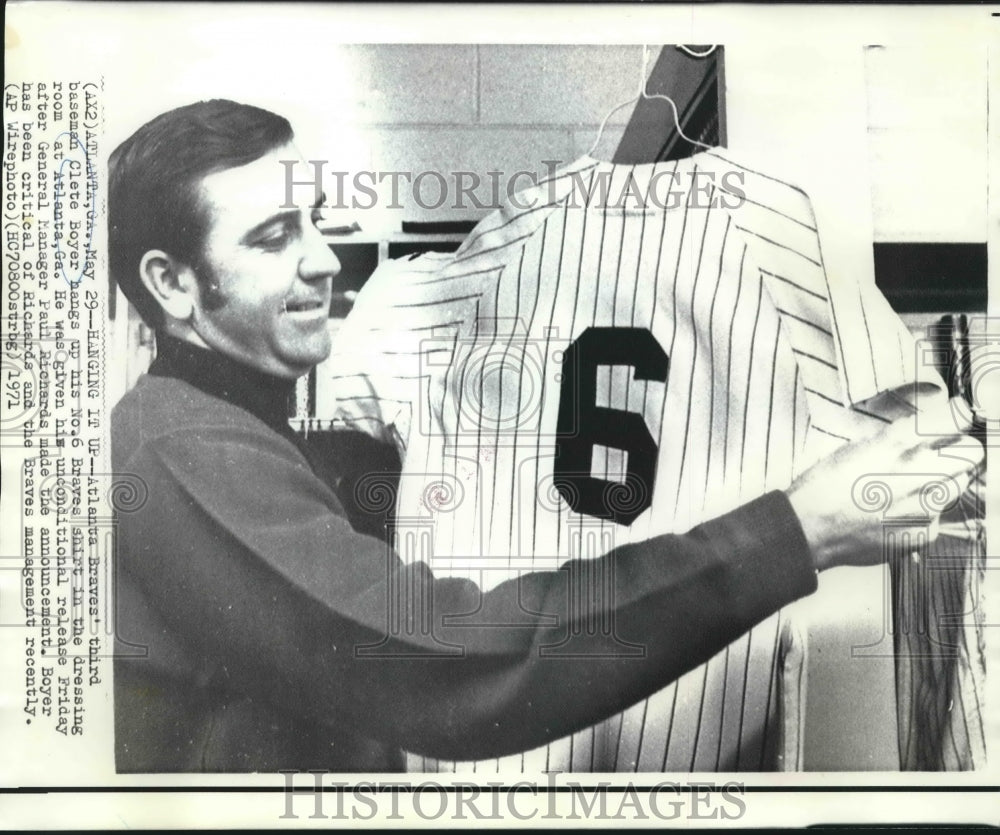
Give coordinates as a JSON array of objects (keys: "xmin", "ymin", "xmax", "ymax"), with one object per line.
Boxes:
[{"xmin": 282, "ymin": 298, "xmax": 328, "ymax": 315}]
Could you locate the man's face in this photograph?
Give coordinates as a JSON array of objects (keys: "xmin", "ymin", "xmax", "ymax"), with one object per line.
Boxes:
[{"xmin": 188, "ymin": 143, "xmax": 341, "ymax": 378}]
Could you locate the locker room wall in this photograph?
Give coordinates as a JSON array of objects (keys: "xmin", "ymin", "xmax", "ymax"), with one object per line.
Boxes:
[
  {"xmin": 865, "ymin": 44, "xmax": 988, "ymax": 244},
  {"xmin": 311, "ymin": 42, "xmax": 989, "ymax": 239},
  {"xmin": 307, "ymin": 42, "xmax": 990, "ymax": 240},
  {"xmin": 292, "ymin": 44, "xmax": 657, "ymax": 229}
]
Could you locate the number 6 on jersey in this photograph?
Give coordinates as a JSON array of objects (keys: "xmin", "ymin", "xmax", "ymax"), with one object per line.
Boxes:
[{"xmin": 554, "ymin": 326, "xmax": 669, "ymax": 526}]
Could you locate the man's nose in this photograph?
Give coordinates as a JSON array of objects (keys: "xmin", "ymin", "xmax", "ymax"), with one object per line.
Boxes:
[{"xmin": 300, "ymin": 228, "xmax": 341, "ymax": 281}]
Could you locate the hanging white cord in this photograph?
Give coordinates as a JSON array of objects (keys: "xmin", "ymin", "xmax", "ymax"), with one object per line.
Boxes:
[
  {"xmin": 589, "ymin": 44, "xmax": 713, "ymax": 157},
  {"xmin": 677, "ymin": 44, "xmax": 718, "ymax": 59},
  {"xmin": 587, "ymin": 45, "xmax": 649, "ymax": 157},
  {"xmin": 588, "ymin": 98, "xmax": 637, "ymax": 157}
]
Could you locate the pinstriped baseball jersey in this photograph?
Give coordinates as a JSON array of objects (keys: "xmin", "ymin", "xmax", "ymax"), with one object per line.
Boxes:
[{"xmin": 328, "ymin": 149, "xmax": 984, "ymax": 772}]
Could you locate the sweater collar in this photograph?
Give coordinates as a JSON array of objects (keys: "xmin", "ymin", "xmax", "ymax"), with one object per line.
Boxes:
[{"xmin": 148, "ymin": 335, "xmax": 297, "ymax": 431}]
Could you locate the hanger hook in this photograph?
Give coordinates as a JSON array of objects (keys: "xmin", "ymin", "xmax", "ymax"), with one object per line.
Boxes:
[
  {"xmin": 589, "ymin": 44, "xmax": 714, "ymax": 159},
  {"xmin": 676, "ymin": 44, "xmax": 718, "ymax": 59}
]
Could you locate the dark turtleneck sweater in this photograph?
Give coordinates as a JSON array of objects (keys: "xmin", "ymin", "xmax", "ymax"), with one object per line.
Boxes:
[
  {"xmin": 145, "ymin": 336, "xmax": 400, "ymax": 540},
  {"xmin": 150, "ymin": 334, "xmax": 299, "ymax": 432},
  {"xmin": 111, "ymin": 334, "xmax": 817, "ymax": 772}
]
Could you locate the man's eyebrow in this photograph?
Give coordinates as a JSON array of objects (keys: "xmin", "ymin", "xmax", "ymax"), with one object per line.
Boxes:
[
  {"xmin": 240, "ymin": 210, "xmax": 298, "ymax": 244},
  {"xmin": 239, "ymin": 193, "xmax": 327, "ymax": 244}
]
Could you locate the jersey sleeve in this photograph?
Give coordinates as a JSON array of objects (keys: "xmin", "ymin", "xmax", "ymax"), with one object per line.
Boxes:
[
  {"xmin": 702, "ymin": 149, "xmax": 942, "ymax": 407},
  {"xmin": 118, "ymin": 419, "xmax": 818, "ymax": 760}
]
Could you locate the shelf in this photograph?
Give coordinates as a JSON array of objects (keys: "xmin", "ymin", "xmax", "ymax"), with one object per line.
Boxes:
[{"xmin": 320, "ymin": 230, "xmax": 469, "ymax": 245}]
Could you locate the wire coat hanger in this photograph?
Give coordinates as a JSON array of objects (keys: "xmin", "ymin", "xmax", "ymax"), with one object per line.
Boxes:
[
  {"xmin": 588, "ymin": 44, "xmax": 714, "ymax": 158},
  {"xmin": 676, "ymin": 44, "xmax": 718, "ymax": 59}
]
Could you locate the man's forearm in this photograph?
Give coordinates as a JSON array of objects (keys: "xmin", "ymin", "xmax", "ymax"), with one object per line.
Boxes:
[{"xmin": 124, "ymin": 429, "xmax": 818, "ymax": 760}]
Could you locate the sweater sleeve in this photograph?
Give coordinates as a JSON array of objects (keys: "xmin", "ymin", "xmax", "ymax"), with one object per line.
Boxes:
[{"xmin": 119, "ymin": 421, "xmax": 817, "ymax": 761}]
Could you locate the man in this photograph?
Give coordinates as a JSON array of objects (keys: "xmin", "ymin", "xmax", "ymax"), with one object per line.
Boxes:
[{"xmin": 109, "ymin": 99, "xmax": 981, "ymax": 772}]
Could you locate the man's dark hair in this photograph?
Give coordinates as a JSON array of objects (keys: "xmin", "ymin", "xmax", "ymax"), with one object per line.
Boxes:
[{"xmin": 108, "ymin": 99, "xmax": 294, "ymax": 328}]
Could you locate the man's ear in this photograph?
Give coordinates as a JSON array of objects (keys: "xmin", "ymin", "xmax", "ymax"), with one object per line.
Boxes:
[{"xmin": 138, "ymin": 250, "xmax": 200, "ymax": 322}]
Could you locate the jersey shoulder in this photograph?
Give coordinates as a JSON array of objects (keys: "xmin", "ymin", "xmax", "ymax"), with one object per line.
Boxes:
[{"xmin": 694, "ymin": 147, "xmax": 818, "ymax": 230}]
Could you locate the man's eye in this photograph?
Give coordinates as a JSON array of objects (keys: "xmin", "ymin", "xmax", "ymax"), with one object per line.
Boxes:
[{"xmin": 255, "ymin": 227, "xmax": 292, "ymax": 250}]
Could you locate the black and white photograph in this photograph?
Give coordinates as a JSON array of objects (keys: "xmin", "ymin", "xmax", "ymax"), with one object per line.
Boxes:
[{"xmin": 2, "ymin": 2, "xmax": 997, "ymax": 828}]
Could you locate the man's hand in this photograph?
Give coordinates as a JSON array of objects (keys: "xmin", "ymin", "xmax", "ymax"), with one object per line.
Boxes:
[{"xmin": 787, "ymin": 395, "xmax": 984, "ymax": 573}]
